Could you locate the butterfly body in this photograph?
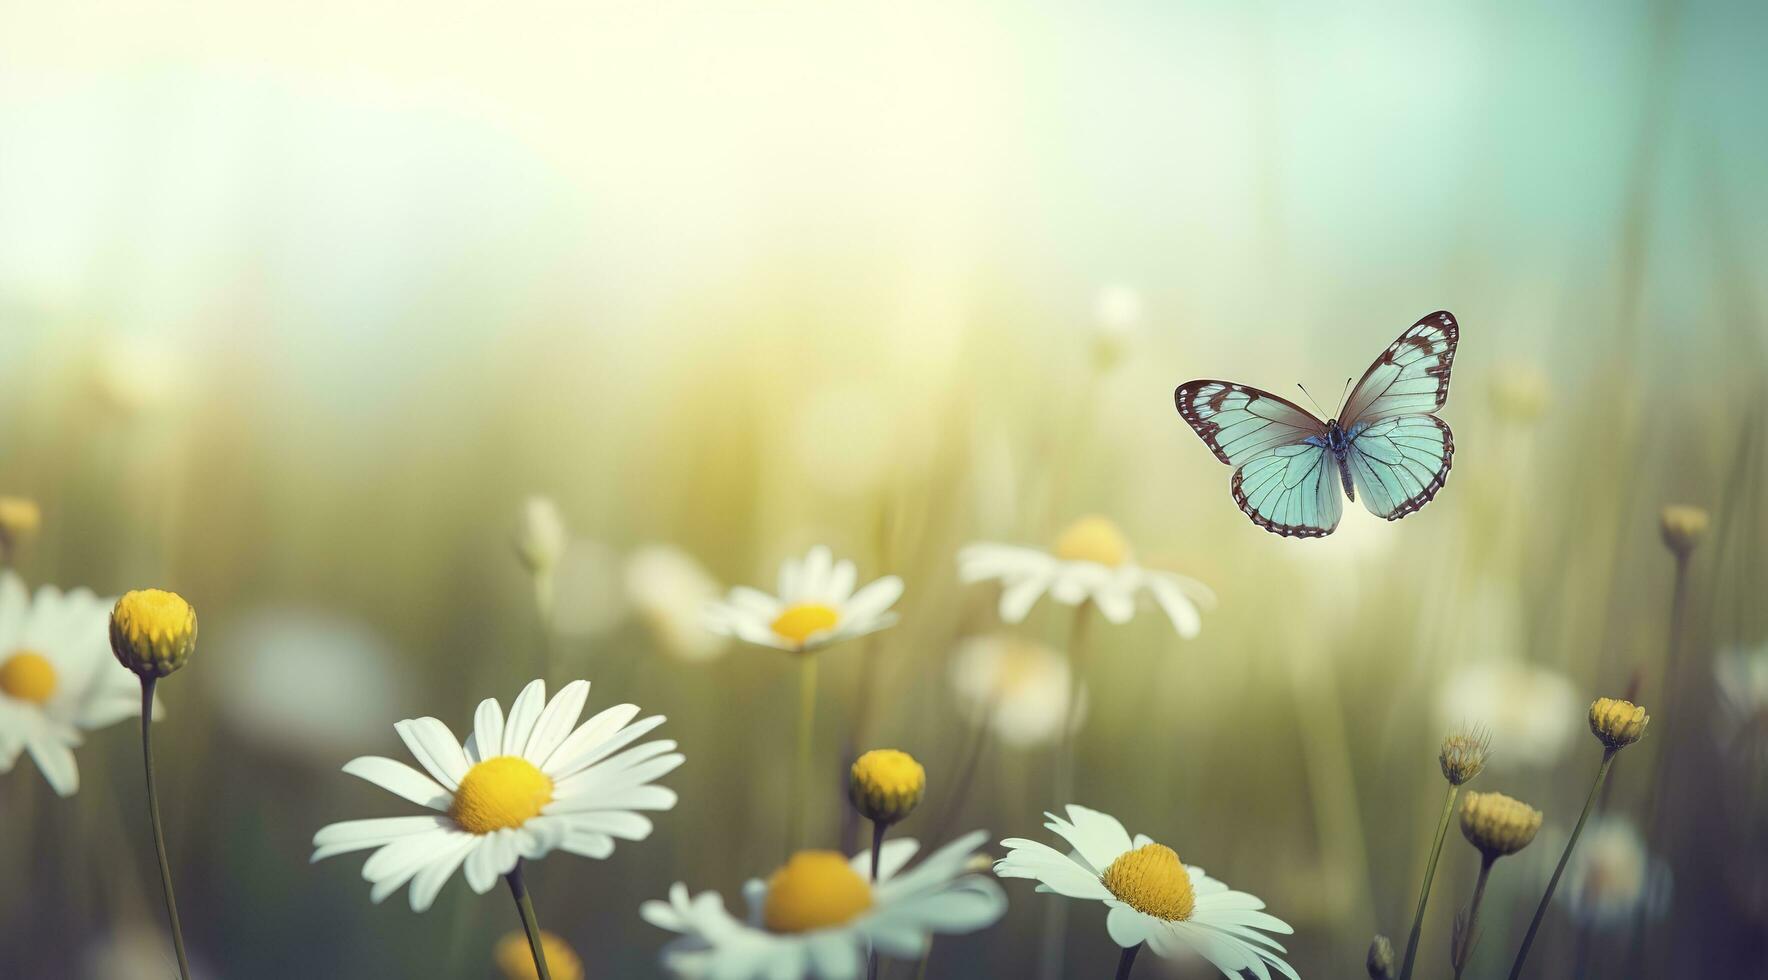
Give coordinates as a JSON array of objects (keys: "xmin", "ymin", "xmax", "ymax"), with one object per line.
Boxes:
[
  {"xmin": 1175, "ymin": 311, "xmax": 1458, "ymax": 538},
  {"xmin": 1304, "ymin": 419, "xmax": 1360, "ymax": 502}
]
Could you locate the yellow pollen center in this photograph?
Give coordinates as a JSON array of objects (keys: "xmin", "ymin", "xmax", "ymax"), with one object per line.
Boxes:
[
  {"xmin": 1053, "ymin": 515, "xmax": 1131, "ymax": 566},
  {"xmin": 762, "ymin": 850, "xmax": 874, "ymax": 933},
  {"xmin": 0, "ymin": 651, "xmax": 55, "ymax": 704},
  {"xmin": 1102, "ymin": 843, "xmax": 1195, "ymax": 921},
  {"xmin": 770, "ymin": 603, "xmax": 840, "ymax": 646},
  {"xmin": 449, "ymin": 756, "xmax": 554, "ymax": 834}
]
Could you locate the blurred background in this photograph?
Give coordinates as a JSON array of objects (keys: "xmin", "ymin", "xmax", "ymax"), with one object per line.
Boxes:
[{"xmin": 2, "ymin": 0, "xmax": 1765, "ymax": 976}]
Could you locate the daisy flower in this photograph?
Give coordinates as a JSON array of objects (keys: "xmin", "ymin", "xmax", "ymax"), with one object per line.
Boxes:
[
  {"xmin": 948, "ymin": 633, "xmax": 1081, "ymax": 749},
  {"xmin": 311, "ymin": 678, "xmax": 683, "ymax": 914},
  {"xmin": 626, "ymin": 544, "xmax": 727, "ymax": 662},
  {"xmin": 0, "ymin": 572, "xmax": 157, "ymax": 797},
  {"xmin": 704, "ymin": 545, "xmax": 901, "ymax": 849},
  {"xmin": 1557, "ymin": 815, "xmax": 1671, "ymax": 930},
  {"xmin": 1435, "ymin": 659, "xmax": 1581, "ymax": 770},
  {"xmin": 958, "ymin": 516, "xmax": 1213, "ymax": 636},
  {"xmin": 995, "ymin": 805, "xmax": 1297, "ymax": 980},
  {"xmin": 1714, "ymin": 643, "xmax": 1768, "ymax": 766},
  {"xmin": 705, "ymin": 545, "xmax": 902, "ymax": 655},
  {"xmin": 642, "ymin": 830, "xmax": 1005, "ymax": 979}
]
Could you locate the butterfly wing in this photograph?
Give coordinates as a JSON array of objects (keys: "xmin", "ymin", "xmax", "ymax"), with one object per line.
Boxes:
[
  {"xmin": 1339, "ymin": 311, "xmax": 1458, "ymax": 424},
  {"xmin": 1344, "ymin": 414, "xmax": 1454, "ymax": 520},
  {"xmin": 1175, "ymin": 381, "xmax": 1342, "ymax": 537},
  {"xmin": 1231, "ymin": 442, "xmax": 1345, "ymax": 537}
]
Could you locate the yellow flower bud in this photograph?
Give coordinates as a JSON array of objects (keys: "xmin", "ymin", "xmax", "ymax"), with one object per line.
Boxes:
[
  {"xmin": 0, "ymin": 496, "xmax": 41, "ymax": 560},
  {"xmin": 1588, "ymin": 697, "xmax": 1649, "ymax": 750},
  {"xmin": 1439, "ymin": 727, "xmax": 1491, "ymax": 786},
  {"xmin": 1366, "ymin": 934, "xmax": 1396, "ymax": 980},
  {"xmin": 110, "ymin": 589, "xmax": 198, "ymax": 678},
  {"xmin": 1659, "ymin": 505, "xmax": 1708, "ymax": 558},
  {"xmin": 848, "ymin": 749, "xmax": 925, "ymax": 825},
  {"xmin": 1459, "ymin": 791, "xmax": 1543, "ymax": 859}
]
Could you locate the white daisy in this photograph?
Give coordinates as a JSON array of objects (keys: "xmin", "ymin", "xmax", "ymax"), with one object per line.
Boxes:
[
  {"xmin": 958, "ymin": 516, "xmax": 1214, "ymax": 636},
  {"xmin": 948, "ymin": 633, "xmax": 1082, "ymax": 749},
  {"xmin": 705, "ymin": 545, "xmax": 902, "ymax": 654},
  {"xmin": 1714, "ymin": 643, "xmax": 1768, "ymax": 764},
  {"xmin": 0, "ymin": 572, "xmax": 157, "ymax": 797},
  {"xmin": 1557, "ymin": 815, "xmax": 1671, "ymax": 930},
  {"xmin": 311, "ymin": 678, "xmax": 682, "ymax": 912},
  {"xmin": 626, "ymin": 544, "xmax": 728, "ymax": 662},
  {"xmin": 995, "ymin": 805, "xmax": 1297, "ymax": 980},
  {"xmin": 1435, "ymin": 659, "xmax": 1581, "ymax": 770},
  {"xmin": 642, "ymin": 830, "xmax": 1005, "ymax": 979}
]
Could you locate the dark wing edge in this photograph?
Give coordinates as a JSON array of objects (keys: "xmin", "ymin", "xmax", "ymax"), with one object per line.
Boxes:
[
  {"xmin": 1339, "ymin": 310, "xmax": 1459, "ymax": 424},
  {"xmin": 1174, "ymin": 380, "xmax": 1324, "ymax": 466},
  {"xmin": 1350, "ymin": 415, "xmax": 1455, "ymax": 522}
]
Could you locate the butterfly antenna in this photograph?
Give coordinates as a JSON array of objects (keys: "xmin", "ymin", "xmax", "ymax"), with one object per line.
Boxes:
[
  {"xmin": 1297, "ymin": 383, "xmax": 1326, "ymax": 416},
  {"xmin": 1336, "ymin": 376, "xmax": 1352, "ymax": 416}
]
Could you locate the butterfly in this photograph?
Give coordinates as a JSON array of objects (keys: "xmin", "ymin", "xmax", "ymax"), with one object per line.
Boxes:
[{"xmin": 1174, "ymin": 310, "xmax": 1458, "ymax": 538}]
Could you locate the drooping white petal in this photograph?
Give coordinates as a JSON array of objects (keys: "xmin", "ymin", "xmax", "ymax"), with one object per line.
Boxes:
[
  {"xmin": 341, "ymin": 756, "xmax": 450, "ymax": 810},
  {"xmin": 25, "ymin": 736, "xmax": 78, "ymax": 797}
]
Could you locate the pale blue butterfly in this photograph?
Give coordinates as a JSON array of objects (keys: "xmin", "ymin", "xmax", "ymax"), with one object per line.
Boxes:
[{"xmin": 1175, "ymin": 311, "xmax": 1457, "ymax": 538}]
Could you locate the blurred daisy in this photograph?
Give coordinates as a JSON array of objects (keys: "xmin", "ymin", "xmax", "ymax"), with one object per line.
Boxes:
[
  {"xmin": 705, "ymin": 545, "xmax": 902, "ymax": 655},
  {"xmin": 642, "ymin": 830, "xmax": 1005, "ymax": 979},
  {"xmin": 995, "ymin": 805, "xmax": 1296, "ymax": 980},
  {"xmin": 495, "ymin": 929, "xmax": 584, "ymax": 980},
  {"xmin": 0, "ymin": 572, "xmax": 157, "ymax": 797},
  {"xmin": 957, "ymin": 516, "xmax": 1214, "ymax": 636},
  {"xmin": 1093, "ymin": 284, "xmax": 1143, "ymax": 371},
  {"xmin": 1435, "ymin": 659, "xmax": 1581, "ymax": 769},
  {"xmin": 1557, "ymin": 816, "xmax": 1671, "ymax": 930},
  {"xmin": 948, "ymin": 633, "xmax": 1081, "ymax": 749},
  {"xmin": 626, "ymin": 545, "xmax": 727, "ymax": 662},
  {"xmin": 1714, "ymin": 644, "xmax": 1768, "ymax": 764},
  {"xmin": 207, "ymin": 606, "xmax": 404, "ymax": 763},
  {"xmin": 312, "ymin": 678, "xmax": 682, "ymax": 912}
]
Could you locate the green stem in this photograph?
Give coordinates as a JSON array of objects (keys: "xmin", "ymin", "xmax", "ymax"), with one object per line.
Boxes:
[
  {"xmin": 1508, "ymin": 750, "xmax": 1616, "ymax": 980},
  {"xmin": 506, "ymin": 861, "xmax": 552, "ymax": 980},
  {"xmin": 867, "ymin": 819, "xmax": 887, "ymax": 980},
  {"xmin": 1039, "ymin": 601, "xmax": 1093, "ymax": 980},
  {"xmin": 1398, "ymin": 783, "xmax": 1459, "ymax": 980},
  {"xmin": 1115, "ymin": 942, "xmax": 1142, "ymax": 980},
  {"xmin": 140, "ymin": 677, "xmax": 191, "ymax": 980},
  {"xmin": 1453, "ymin": 856, "xmax": 1496, "ymax": 980},
  {"xmin": 788, "ymin": 656, "xmax": 819, "ymax": 853}
]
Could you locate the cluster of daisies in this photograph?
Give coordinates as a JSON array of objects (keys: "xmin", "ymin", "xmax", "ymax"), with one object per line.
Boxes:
[{"xmin": 6, "ymin": 499, "xmax": 1303, "ymax": 980}]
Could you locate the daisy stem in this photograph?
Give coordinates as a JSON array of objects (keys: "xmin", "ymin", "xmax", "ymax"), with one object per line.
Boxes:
[
  {"xmin": 1507, "ymin": 749, "xmax": 1616, "ymax": 980},
  {"xmin": 867, "ymin": 820, "xmax": 886, "ymax": 980},
  {"xmin": 788, "ymin": 655, "xmax": 819, "ymax": 853},
  {"xmin": 1452, "ymin": 855, "xmax": 1496, "ymax": 980},
  {"xmin": 506, "ymin": 860, "xmax": 552, "ymax": 980},
  {"xmin": 1398, "ymin": 783, "xmax": 1458, "ymax": 980},
  {"xmin": 1039, "ymin": 600, "xmax": 1093, "ymax": 980},
  {"xmin": 1114, "ymin": 942, "xmax": 1142, "ymax": 980},
  {"xmin": 139, "ymin": 676, "xmax": 191, "ymax": 980}
]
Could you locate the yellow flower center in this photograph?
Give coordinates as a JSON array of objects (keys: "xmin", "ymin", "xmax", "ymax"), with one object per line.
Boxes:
[
  {"xmin": 1102, "ymin": 843, "xmax": 1195, "ymax": 921},
  {"xmin": 110, "ymin": 588, "xmax": 198, "ymax": 677},
  {"xmin": 1053, "ymin": 515, "xmax": 1131, "ymax": 567},
  {"xmin": 0, "ymin": 651, "xmax": 56, "ymax": 704},
  {"xmin": 762, "ymin": 850, "xmax": 874, "ymax": 933},
  {"xmin": 449, "ymin": 756, "xmax": 554, "ymax": 834},
  {"xmin": 770, "ymin": 603, "xmax": 840, "ymax": 646},
  {"xmin": 494, "ymin": 929, "xmax": 584, "ymax": 980}
]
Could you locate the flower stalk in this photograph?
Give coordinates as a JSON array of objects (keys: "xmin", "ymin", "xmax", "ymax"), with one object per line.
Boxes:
[
  {"xmin": 140, "ymin": 676, "xmax": 191, "ymax": 980},
  {"xmin": 1507, "ymin": 748, "xmax": 1616, "ymax": 979},
  {"xmin": 1398, "ymin": 782, "xmax": 1459, "ymax": 980},
  {"xmin": 506, "ymin": 861, "xmax": 553, "ymax": 980},
  {"xmin": 788, "ymin": 656, "xmax": 819, "ymax": 853},
  {"xmin": 1115, "ymin": 942, "xmax": 1142, "ymax": 980}
]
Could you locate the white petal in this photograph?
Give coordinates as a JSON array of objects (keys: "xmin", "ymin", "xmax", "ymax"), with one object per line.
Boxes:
[
  {"xmin": 313, "ymin": 815, "xmax": 451, "ymax": 861},
  {"xmin": 844, "ymin": 576, "xmax": 903, "ymax": 622},
  {"xmin": 523, "ymin": 679, "xmax": 590, "ymax": 763},
  {"xmin": 998, "ymin": 575, "xmax": 1050, "ymax": 623},
  {"xmin": 395, "ymin": 718, "xmax": 469, "ymax": 790},
  {"xmin": 463, "ymin": 838, "xmax": 501, "ymax": 893},
  {"xmin": 501, "ymin": 679, "xmax": 548, "ymax": 757},
  {"xmin": 472, "ymin": 698, "xmax": 505, "ymax": 763},
  {"xmin": 541, "ymin": 703, "xmax": 640, "ymax": 776},
  {"xmin": 341, "ymin": 756, "xmax": 450, "ymax": 810},
  {"xmin": 1107, "ymin": 905, "xmax": 1155, "ymax": 948},
  {"xmin": 409, "ymin": 834, "xmax": 477, "ymax": 912},
  {"xmin": 26, "ymin": 737, "xmax": 78, "ymax": 797}
]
